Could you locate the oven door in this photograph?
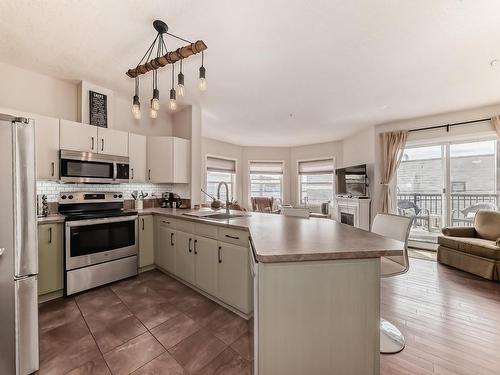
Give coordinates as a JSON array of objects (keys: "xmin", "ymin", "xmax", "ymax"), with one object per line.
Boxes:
[{"xmin": 65, "ymin": 216, "xmax": 138, "ymax": 270}]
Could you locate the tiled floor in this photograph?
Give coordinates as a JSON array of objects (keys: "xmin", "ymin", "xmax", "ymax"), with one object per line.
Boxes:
[{"xmin": 38, "ymin": 270, "xmax": 252, "ymax": 375}]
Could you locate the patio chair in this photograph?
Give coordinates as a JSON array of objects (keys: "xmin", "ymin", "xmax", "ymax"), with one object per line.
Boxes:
[
  {"xmin": 397, "ymin": 200, "xmax": 431, "ymax": 232},
  {"xmin": 451, "ymin": 202, "xmax": 498, "ymax": 225}
]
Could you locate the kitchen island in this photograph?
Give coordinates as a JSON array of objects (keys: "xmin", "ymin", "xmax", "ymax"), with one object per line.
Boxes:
[{"xmin": 137, "ymin": 208, "xmax": 403, "ymax": 375}]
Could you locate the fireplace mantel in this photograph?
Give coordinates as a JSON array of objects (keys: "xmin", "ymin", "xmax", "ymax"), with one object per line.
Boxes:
[{"xmin": 335, "ymin": 196, "xmax": 371, "ymax": 231}]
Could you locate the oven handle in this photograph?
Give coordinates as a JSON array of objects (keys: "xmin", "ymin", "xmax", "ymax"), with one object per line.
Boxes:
[
  {"xmin": 65, "ymin": 215, "xmax": 138, "ymax": 227},
  {"xmin": 113, "ymin": 162, "xmax": 117, "ymax": 181}
]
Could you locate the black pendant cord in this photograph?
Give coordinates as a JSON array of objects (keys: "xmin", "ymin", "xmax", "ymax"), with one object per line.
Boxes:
[
  {"xmin": 166, "ymin": 32, "xmax": 193, "ymax": 44},
  {"xmin": 134, "ymin": 77, "xmax": 140, "ymax": 96},
  {"xmin": 171, "ymin": 62, "xmax": 175, "ymax": 90},
  {"xmin": 201, "ymin": 51, "xmax": 204, "ymax": 67},
  {"xmin": 136, "ymin": 33, "xmax": 160, "ymax": 69}
]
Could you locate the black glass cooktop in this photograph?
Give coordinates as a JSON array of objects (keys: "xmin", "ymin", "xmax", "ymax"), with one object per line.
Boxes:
[{"xmin": 63, "ymin": 209, "xmax": 138, "ymax": 222}]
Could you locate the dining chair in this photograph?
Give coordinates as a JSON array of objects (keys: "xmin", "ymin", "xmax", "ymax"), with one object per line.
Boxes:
[{"xmin": 371, "ymin": 213, "xmax": 413, "ymax": 354}]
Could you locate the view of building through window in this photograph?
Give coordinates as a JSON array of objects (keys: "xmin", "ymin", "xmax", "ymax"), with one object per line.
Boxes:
[
  {"xmin": 397, "ymin": 139, "xmax": 498, "ymax": 243},
  {"xmin": 206, "ymin": 171, "xmax": 233, "ymax": 202},
  {"xmin": 250, "ymin": 174, "xmax": 282, "ymax": 199},
  {"xmin": 300, "ymin": 174, "xmax": 334, "ymax": 206}
]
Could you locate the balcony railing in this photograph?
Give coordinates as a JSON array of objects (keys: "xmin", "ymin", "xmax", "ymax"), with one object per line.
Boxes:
[{"xmin": 397, "ymin": 192, "xmax": 499, "ymax": 228}]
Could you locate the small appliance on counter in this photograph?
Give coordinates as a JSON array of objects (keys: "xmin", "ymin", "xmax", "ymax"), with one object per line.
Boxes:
[{"xmin": 162, "ymin": 192, "xmax": 183, "ymax": 208}]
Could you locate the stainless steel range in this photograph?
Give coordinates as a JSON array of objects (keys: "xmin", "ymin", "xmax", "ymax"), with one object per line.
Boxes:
[{"xmin": 59, "ymin": 192, "xmax": 138, "ymax": 295}]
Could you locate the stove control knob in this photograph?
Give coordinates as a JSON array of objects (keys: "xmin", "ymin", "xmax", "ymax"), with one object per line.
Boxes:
[
  {"xmin": 61, "ymin": 195, "xmax": 67, "ymax": 199},
  {"xmin": 113, "ymin": 194, "xmax": 118, "ymax": 198},
  {"xmin": 118, "ymin": 194, "xmax": 123, "ymax": 198},
  {"xmin": 68, "ymin": 195, "xmax": 73, "ymax": 200}
]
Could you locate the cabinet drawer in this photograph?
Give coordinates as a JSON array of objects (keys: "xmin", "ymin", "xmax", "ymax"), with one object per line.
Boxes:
[
  {"xmin": 218, "ymin": 227, "xmax": 249, "ymax": 247},
  {"xmin": 159, "ymin": 217, "xmax": 177, "ymax": 228},
  {"xmin": 175, "ymin": 219, "xmax": 195, "ymax": 233},
  {"xmin": 195, "ymin": 223, "xmax": 218, "ymax": 239}
]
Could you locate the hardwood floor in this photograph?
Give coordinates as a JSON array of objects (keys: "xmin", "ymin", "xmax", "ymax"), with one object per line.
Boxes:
[{"xmin": 380, "ymin": 258, "xmax": 500, "ymax": 375}]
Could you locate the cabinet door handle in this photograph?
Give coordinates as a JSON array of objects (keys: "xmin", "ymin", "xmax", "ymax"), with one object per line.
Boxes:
[
  {"xmin": 194, "ymin": 239, "xmax": 198, "ymax": 254},
  {"xmin": 148, "ymin": 169, "xmax": 151, "ymax": 180},
  {"xmin": 131, "ymin": 168, "xmax": 134, "ymax": 180},
  {"xmin": 218, "ymin": 246, "xmax": 222, "ymax": 263},
  {"xmin": 91, "ymin": 137, "xmax": 95, "ymax": 151},
  {"xmin": 48, "ymin": 227, "xmax": 52, "ymax": 244},
  {"xmin": 142, "ymin": 218, "xmax": 145, "ymax": 230},
  {"xmin": 225, "ymin": 234, "xmax": 239, "ymax": 240},
  {"xmin": 170, "ymin": 232, "xmax": 174, "ymax": 246},
  {"xmin": 188, "ymin": 238, "xmax": 192, "ymax": 253},
  {"xmin": 101, "ymin": 138, "xmax": 104, "ymax": 151},
  {"xmin": 51, "ymin": 161, "xmax": 55, "ymax": 176},
  {"xmin": 162, "ymin": 220, "xmax": 170, "ymax": 224}
]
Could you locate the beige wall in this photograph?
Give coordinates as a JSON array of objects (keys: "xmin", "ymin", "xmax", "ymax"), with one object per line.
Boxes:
[
  {"xmin": 201, "ymin": 137, "xmax": 343, "ymax": 209},
  {"xmin": 0, "ymin": 61, "xmax": 172, "ymax": 136}
]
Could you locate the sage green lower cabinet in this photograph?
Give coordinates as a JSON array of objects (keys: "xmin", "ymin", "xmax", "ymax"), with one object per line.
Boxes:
[
  {"xmin": 194, "ymin": 236, "xmax": 219, "ymax": 296},
  {"xmin": 38, "ymin": 223, "xmax": 63, "ymax": 296},
  {"xmin": 217, "ymin": 242, "xmax": 252, "ymax": 314},
  {"xmin": 139, "ymin": 215, "xmax": 154, "ymax": 268},
  {"xmin": 175, "ymin": 230, "xmax": 195, "ymax": 284},
  {"xmin": 152, "ymin": 215, "xmax": 253, "ymax": 316}
]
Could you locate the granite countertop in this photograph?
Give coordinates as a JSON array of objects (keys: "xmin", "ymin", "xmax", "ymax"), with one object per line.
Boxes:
[{"xmin": 137, "ymin": 208, "xmax": 404, "ymax": 263}]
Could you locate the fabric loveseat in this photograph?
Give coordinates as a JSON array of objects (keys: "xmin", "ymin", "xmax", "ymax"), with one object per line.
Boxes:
[{"xmin": 437, "ymin": 209, "xmax": 500, "ymax": 281}]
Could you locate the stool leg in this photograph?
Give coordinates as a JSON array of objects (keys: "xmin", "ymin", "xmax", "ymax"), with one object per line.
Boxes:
[{"xmin": 380, "ymin": 318, "xmax": 405, "ymax": 354}]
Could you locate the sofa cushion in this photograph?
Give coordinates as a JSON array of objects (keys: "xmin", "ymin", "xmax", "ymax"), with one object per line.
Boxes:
[
  {"xmin": 438, "ymin": 235, "xmax": 500, "ymax": 260},
  {"xmin": 474, "ymin": 210, "xmax": 500, "ymax": 241}
]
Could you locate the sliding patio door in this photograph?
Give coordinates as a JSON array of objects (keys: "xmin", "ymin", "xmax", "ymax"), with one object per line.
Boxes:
[
  {"xmin": 449, "ymin": 140, "xmax": 498, "ymax": 227},
  {"xmin": 396, "ymin": 145, "xmax": 446, "ymax": 243},
  {"xmin": 397, "ymin": 138, "xmax": 499, "ymax": 245}
]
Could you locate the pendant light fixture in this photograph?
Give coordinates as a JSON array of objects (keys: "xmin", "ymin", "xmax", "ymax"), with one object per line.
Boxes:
[
  {"xmin": 127, "ymin": 20, "xmax": 207, "ymax": 119},
  {"xmin": 169, "ymin": 63, "xmax": 177, "ymax": 111},
  {"xmin": 177, "ymin": 60, "xmax": 185, "ymax": 97},
  {"xmin": 199, "ymin": 51, "xmax": 207, "ymax": 91},
  {"xmin": 132, "ymin": 77, "xmax": 141, "ymax": 120}
]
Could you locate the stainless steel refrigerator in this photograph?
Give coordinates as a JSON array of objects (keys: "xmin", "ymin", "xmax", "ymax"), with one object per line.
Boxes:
[{"xmin": 0, "ymin": 114, "xmax": 39, "ymax": 374}]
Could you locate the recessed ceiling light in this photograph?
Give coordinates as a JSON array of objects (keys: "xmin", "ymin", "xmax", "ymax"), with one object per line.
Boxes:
[{"xmin": 490, "ymin": 59, "xmax": 499, "ymax": 67}]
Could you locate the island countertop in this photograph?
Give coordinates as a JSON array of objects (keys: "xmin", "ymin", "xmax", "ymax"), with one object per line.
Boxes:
[{"xmin": 137, "ymin": 208, "xmax": 404, "ymax": 263}]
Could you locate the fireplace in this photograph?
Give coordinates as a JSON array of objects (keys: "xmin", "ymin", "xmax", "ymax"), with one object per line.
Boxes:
[{"xmin": 340, "ymin": 212, "xmax": 355, "ymax": 226}]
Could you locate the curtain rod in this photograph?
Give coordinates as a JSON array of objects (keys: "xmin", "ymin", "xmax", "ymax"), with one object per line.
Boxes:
[{"xmin": 408, "ymin": 117, "xmax": 491, "ymax": 133}]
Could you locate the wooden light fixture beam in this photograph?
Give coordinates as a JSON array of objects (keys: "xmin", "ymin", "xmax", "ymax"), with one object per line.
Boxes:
[{"xmin": 126, "ymin": 40, "xmax": 207, "ymax": 78}]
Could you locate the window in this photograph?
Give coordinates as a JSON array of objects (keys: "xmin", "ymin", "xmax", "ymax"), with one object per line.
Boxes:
[
  {"xmin": 298, "ymin": 159, "xmax": 334, "ymax": 207},
  {"xmin": 249, "ymin": 161, "xmax": 284, "ymax": 201},
  {"xmin": 206, "ymin": 156, "xmax": 236, "ymax": 202}
]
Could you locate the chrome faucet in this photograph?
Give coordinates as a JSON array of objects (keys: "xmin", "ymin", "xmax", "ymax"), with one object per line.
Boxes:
[{"xmin": 217, "ymin": 181, "xmax": 231, "ymax": 214}]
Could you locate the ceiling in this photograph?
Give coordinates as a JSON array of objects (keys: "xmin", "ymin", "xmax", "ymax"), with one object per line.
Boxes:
[{"xmin": 1, "ymin": 0, "xmax": 500, "ymax": 146}]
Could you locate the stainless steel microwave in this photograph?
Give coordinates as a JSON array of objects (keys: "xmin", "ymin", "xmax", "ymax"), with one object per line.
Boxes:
[{"xmin": 60, "ymin": 150, "xmax": 129, "ymax": 183}]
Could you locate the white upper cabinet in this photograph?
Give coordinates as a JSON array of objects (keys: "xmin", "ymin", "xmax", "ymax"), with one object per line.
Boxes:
[
  {"xmin": 97, "ymin": 127, "xmax": 128, "ymax": 157},
  {"xmin": 60, "ymin": 119, "xmax": 97, "ymax": 153},
  {"xmin": 60, "ymin": 119, "xmax": 128, "ymax": 157},
  {"xmin": 147, "ymin": 136, "xmax": 190, "ymax": 183},
  {"xmin": 129, "ymin": 133, "xmax": 147, "ymax": 182},
  {"xmin": 34, "ymin": 115, "xmax": 60, "ymax": 180}
]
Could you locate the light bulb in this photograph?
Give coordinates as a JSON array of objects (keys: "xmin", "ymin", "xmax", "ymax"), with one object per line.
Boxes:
[
  {"xmin": 169, "ymin": 88, "xmax": 177, "ymax": 111},
  {"xmin": 199, "ymin": 66, "xmax": 207, "ymax": 91},
  {"xmin": 198, "ymin": 78, "xmax": 207, "ymax": 91},
  {"xmin": 151, "ymin": 89, "xmax": 160, "ymax": 110},
  {"xmin": 177, "ymin": 72, "xmax": 185, "ymax": 97},
  {"xmin": 150, "ymin": 108, "xmax": 158, "ymax": 119},
  {"xmin": 132, "ymin": 95, "xmax": 141, "ymax": 119},
  {"xmin": 177, "ymin": 84, "xmax": 184, "ymax": 97}
]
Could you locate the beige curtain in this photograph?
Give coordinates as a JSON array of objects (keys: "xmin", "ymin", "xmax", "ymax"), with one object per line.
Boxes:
[
  {"xmin": 491, "ymin": 116, "xmax": 500, "ymax": 137},
  {"xmin": 379, "ymin": 130, "xmax": 408, "ymax": 214}
]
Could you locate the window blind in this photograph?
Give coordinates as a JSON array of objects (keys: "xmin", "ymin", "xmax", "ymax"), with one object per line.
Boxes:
[
  {"xmin": 206, "ymin": 156, "xmax": 236, "ymax": 173},
  {"xmin": 298, "ymin": 158, "xmax": 334, "ymax": 175},
  {"xmin": 249, "ymin": 161, "xmax": 284, "ymax": 175}
]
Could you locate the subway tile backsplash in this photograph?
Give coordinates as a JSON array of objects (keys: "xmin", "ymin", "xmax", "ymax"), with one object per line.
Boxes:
[{"xmin": 36, "ymin": 180, "xmax": 190, "ymax": 202}]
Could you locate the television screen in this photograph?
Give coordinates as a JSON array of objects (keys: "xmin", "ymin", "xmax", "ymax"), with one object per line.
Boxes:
[{"xmin": 336, "ymin": 164, "xmax": 367, "ymax": 196}]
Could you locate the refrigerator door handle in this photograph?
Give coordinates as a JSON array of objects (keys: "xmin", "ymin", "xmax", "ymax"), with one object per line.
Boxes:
[{"xmin": 13, "ymin": 120, "xmax": 38, "ymax": 277}]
